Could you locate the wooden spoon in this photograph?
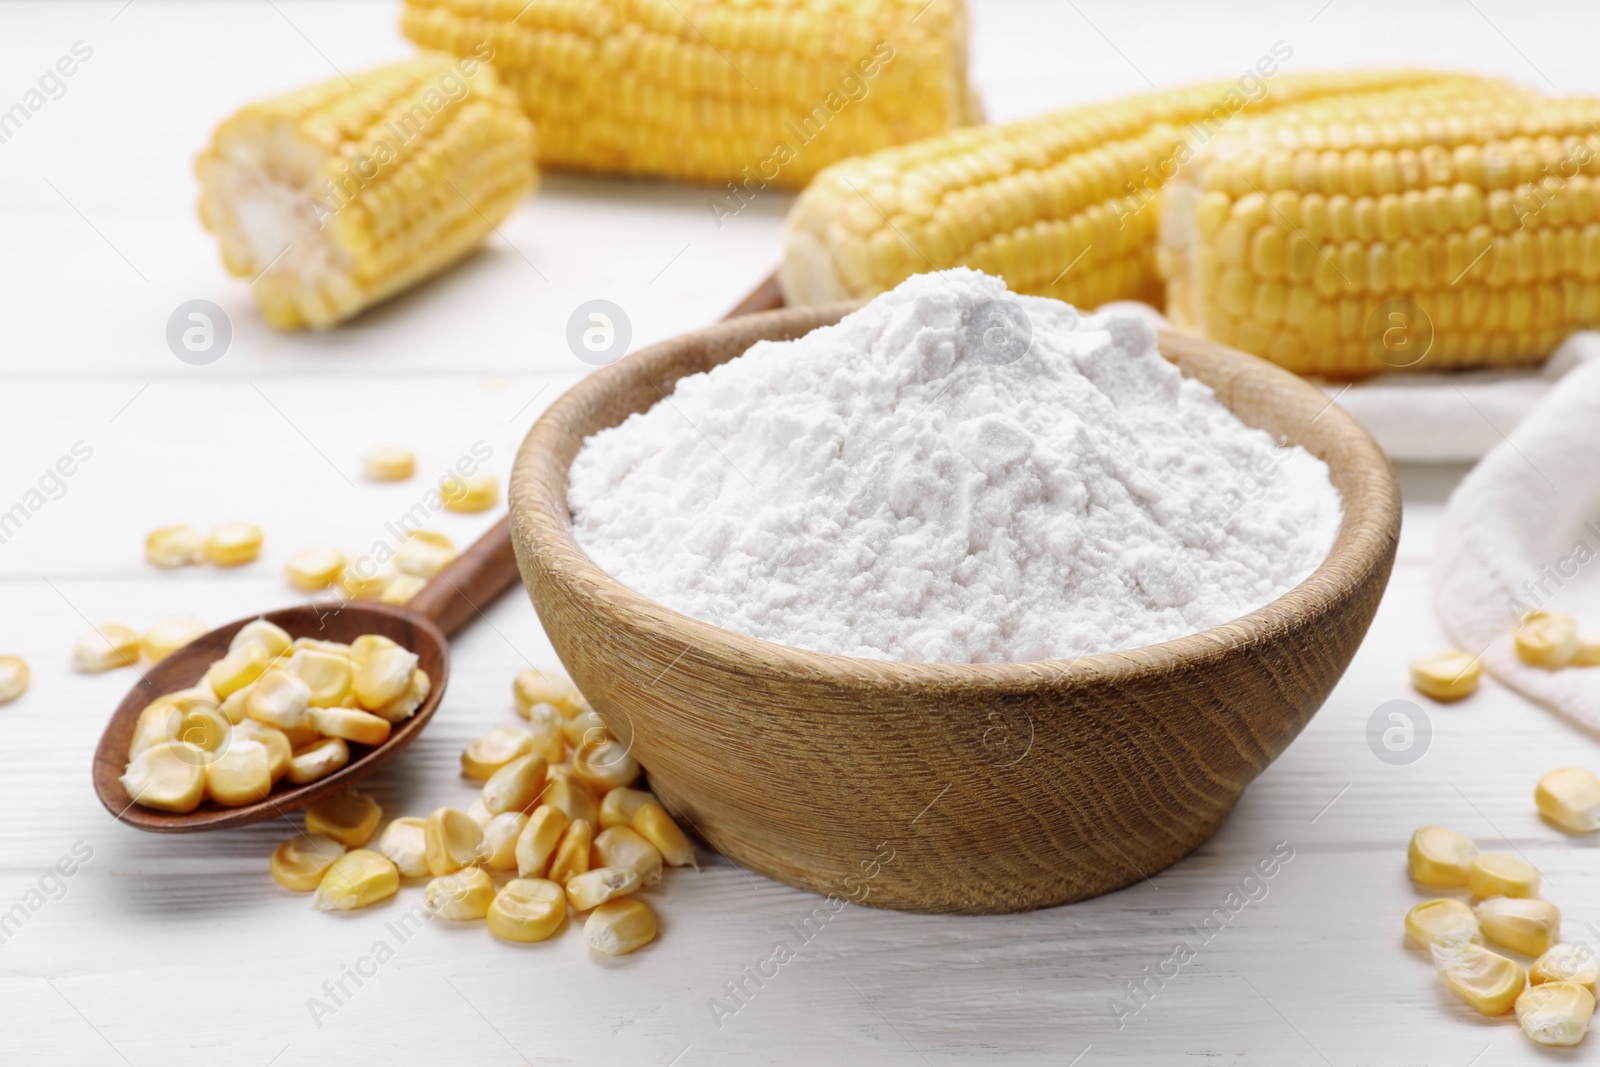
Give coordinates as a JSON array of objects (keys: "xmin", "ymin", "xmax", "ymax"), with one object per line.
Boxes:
[{"xmin": 92, "ymin": 272, "xmax": 789, "ymax": 833}]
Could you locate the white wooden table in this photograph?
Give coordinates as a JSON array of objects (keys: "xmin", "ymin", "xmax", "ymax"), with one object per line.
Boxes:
[{"xmin": 3, "ymin": 2, "xmax": 1598, "ymax": 1063}]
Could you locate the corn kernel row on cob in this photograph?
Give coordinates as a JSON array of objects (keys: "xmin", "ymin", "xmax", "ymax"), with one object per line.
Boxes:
[
  {"xmin": 781, "ymin": 68, "xmax": 1480, "ymax": 312},
  {"xmin": 1160, "ymin": 93, "xmax": 1600, "ymax": 375},
  {"xmin": 197, "ymin": 53, "xmax": 536, "ymax": 329},
  {"xmin": 400, "ymin": 0, "xmax": 974, "ymax": 188}
]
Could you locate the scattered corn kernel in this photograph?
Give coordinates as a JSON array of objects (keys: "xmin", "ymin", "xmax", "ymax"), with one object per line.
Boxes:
[
  {"xmin": 232, "ymin": 618, "xmax": 291, "ymax": 661},
  {"xmin": 632, "ymin": 802, "xmax": 695, "ymax": 868},
  {"xmin": 1532, "ymin": 944, "xmax": 1600, "ymax": 993},
  {"xmin": 1516, "ymin": 610, "xmax": 1579, "ymax": 669},
  {"xmin": 119, "ymin": 742, "xmax": 206, "ymax": 813},
  {"xmin": 379, "ymin": 573, "xmax": 427, "ymax": 605},
  {"xmin": 234, "ymin": 719, "xmax": 291, "ymax": 780},
  {"xmin": 205, "ymin": 521, "xmax": 263, "ymax": 566},
  {"xmin": 313, "ymin": 849, "xmax": 399, "ymax": 911},
  {"xmin": 1406, "ymin": 899, "xmax": 1481, "ymax": 951},
  {"xmin": 378, "ymin": 817, "xmax": 431, "ymax": 878},
  {"xmin": 287, "ymin": 648, "xmax": 353, "ymax": 707},
  {"xmin": 592, "ymin": 826, "xmax": 664, "ymax": 889},
  {"xmin": 0, "ymin": 655, "xmax": 30, "ymax": 705},
  {"xmin": 309, "ymin": 704, "xmax": 392, "ymax": 747},
  {"xmin": 542, "ymin": 770, "xmax": 599, "ymax": 826},
  {"xmin": 306, "ymin": 790, "xmax": 381, "ymax": 847},
  {"xmin": 167, "ymin": 701, "xmax": 231, "ymax": 759},
  {"xmin": 486, "ymin": 878, "xmax": 566, "ymax": 943},
  {"xmin": 73, "ymin": 624, "xmax": 140, "ymax": 673},
  {"xmin": 350, "ymin": 635, "xmax": 418, "ymax": 710},
  {"xmin": 145, "ymin": 523, "xmax": 204, "ymax": 567},
  {"xmin": 467, "ymin": 797, "xmax": 494, "ymax": 827},
  {"xmin": 139, "ymin": 618, "xmax": 207, "ymax": 664},
  {"xmin": 393, "ymin": 531, "xmax": 456, "ymax": 578},
  {"xmin": 1477, "ymin": 897, "xmax": 1561, "ymax": 957},
  {"xmin": 514, "ymin": 670, "xmax": 584, "ymax": 718},
  {"xmin": 1435, "ymin": 943, "xmax": 1527, "ymax": 1016},
  {"xmin": 425, "ymin": 866, "xmax": 496, "ymax": 920},
  {"xmin": 583, "ymin": 898, "xmax": 657, "ymax": 956},
  {"xmin": 515, "ymin": 805, "xmax": 569, "ymax": 878},
  {"xmin": 599, "ymin": 787, "xmax": 656, "ymax": 830},
  {"xmin": 1517, "ymin": 981, "xmax": 1595, "ymax": 1047},
  {"xmin": 573, "ymin": 736, "xmax": 640, "ymax": 792},
  {"xmin": 284, "ymin": 545, "xmax": 345, "ymax": 590},
  {"xmin": 523, "ymin": 702, "xmax": 566, "ymax": 762},
  {"xmin": 245, "ymin": 669, "xmax": 312, "ymax": 730},
  {"xmin": 286, "ymin": 737, "xmax": 349, "ymax": 785},
  {"xmin": 482, "ymin": 755, "xmax": 547, "ymax": 816},
  {"xmin": 1469, "ymin": 853, "xmax": 1540, "ymax": 899},
  {"xmin": 481, "ymin": 812, "xmax": 528, "ymax": 870},
  {"xmin": 425, "ymin": 807, "xmax": 486, "ymax": 875},
  {"xmin": 461, "ymin": 725, "xmax": 535, "ymax": 781},
  {"xmin": 564, "ymin": 708, "xmax": 608, "ymax": 749},
  {"xmin": 548, "ymin": 818, "xmax": 593, "ymax": 885},
  {"xmin": 371, "ymin": 667, "xmax": 430, "ymax": 723},
  {"xmin": 270, "ymin": 834, "xmax": 346, "ymax": 891},
  {"xmin": 205, "ymin": 643, "xmax": 269, "ymax": 699},
  {"xmin": 1410, "ymin": 650, "xmax": 1481, "ymax": 701},
  {"xmin": 1408, "ymin": 826, "xmax": 1479, "ymax": 888},
  {"xmin": 361, "ymin": 444, "xmax": 416, "ymax": 482},
  {"xmin": 439, "ymin": 470, "xmax": 498, "ymax": 513},
  {"xmin": 339, "ymin": 559, "xmax": 390, "ymax": 600},
  {"xmin": 1536, "ymin": 767, "xmax": 1600, "ymax": 833},
  {"xmin": 129, "ymin": 689, "xmax": 212, "ymax": 757},
  {"xmin": 566, "ymin": 866, "xmax": 640, "ymax": 912}
]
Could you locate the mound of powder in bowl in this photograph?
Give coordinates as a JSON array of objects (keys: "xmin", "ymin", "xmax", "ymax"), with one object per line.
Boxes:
[{"xmin": 567, "ymin": 269, "xmax": 1341, "ymax": 664}]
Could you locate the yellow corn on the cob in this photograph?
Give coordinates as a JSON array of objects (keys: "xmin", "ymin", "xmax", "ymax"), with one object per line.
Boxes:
[
  {"xmin": 1160, "ymin": 91, "xmax": 1600, "ymax": 375},
  {"xmin": 400, "ymin": 0, "xmax": 974, "ymax": 190},
  {"xmin": 782, "ymin": 69, "xmax": 1479, "ymax": 309},
  {"xmin": 197, "ymin": 53, "xmax": 537, "ymax": 329}
]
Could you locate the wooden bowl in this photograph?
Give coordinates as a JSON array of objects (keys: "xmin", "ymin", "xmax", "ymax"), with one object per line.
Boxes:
[{"xmin": 509, "ymin": 306, "xmax": 1400, "ymax": 914}]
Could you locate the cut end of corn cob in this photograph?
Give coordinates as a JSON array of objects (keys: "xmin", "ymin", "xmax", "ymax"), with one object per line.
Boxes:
[{"xmin": 197, "ymin": 53, "xmax": 537, "ymax": 330}]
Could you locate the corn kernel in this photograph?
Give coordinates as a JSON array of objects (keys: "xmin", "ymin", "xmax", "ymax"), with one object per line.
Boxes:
[
  {"xmin": 1436, "ymin": 943, "xmax": 1527, "ymax": 1016},
  {"xmin": 1532, "ymin": 944, "xmax": 1600, "ymax": 993},
  {"xmin": 467, "ymin": 797, "xmax": 493, "ymax": 827},
  {"xmin": 439, "ymin": 470, "xmax": 498, "ymax": 513},
  {"xmin": 632, "ymin": 802, "xmax": 695, "ymax": 868},
  {"xmin": 140, "ymin": 618, "xmax": 207, "ymax": 664},
  {"xmin": 270, "ymin": 834, "xmax": 345, "ymax": 891},
  {"xmin": 282, "ymin": 719, "xmax": 321, "ymax": 748},
  {"xmin": 231, "ymin": 619, "xmax": 291, "ymax": 661},
  {"xmin": 120, "ymin": 742, "xmax": 206, "ymax": 812},
  {"xmin": 481, "ymin": 812, "xmax": 528, "ymax": 870},
  {"xmin": 205, "ymin": 738, "xmax": 272, "ymax": 806},
  {"xmin": 378, "ymin": 816, "xmax": 430, "ymax": 878},
  {"xmin": 461, "ymin": 725, "xmax": 535, "ymax": 781},
  {"xmin": 379, "ymin": 573, "xmax": 427, "ymax": 605},
  {"xmin": 1517, "ymin": 981, "xmax": 1595, "ymax": 1046},
  {"xmin": 286, "ymin": 737, "xmax": 349, "ymax": 785},
  {"xmin": 566, "ymin": 866, "xmax": 640, "ymax": 912},
  {"xmin": 1517, "ymin": 610, "xmax": 1579, "ymax": 669},
  {"xmin": 592, "ymin": 826, "xmax": 664, "ymax": 889},
  {"xmin": 425, "ymin": 866, "xmax": 495, "ymax": 920},
  {"xmin": 72, "ymin": 624, "xmax": 140, "ymax": 673},
  {"xmin": 1410, "ymin": 649, "xmax": 1481, "ymax": 701},
  {"xmin": 205, "ymin": 521, "xmax": 263, "ymax": 566},
  {"xmin": 234, "ymin": 719, "xmax": 291, "ymax": 780},
  {"xmin": 486, "ymin": 878, "xmax": 566, "ymax": 942},
  {"xmin": 245, "ymin": 669, "xmax": 312, "ymax": 730},
  {"xmin": 219, "ymin": 686, "xmax": 251, "ymax": 724},
  {"xmin": 1406, "ymin": 898, "xmax": 1481, "ymax": 950},
  {"xmin": 393, "ymin": 531, "xmax": 456, "ymax": 578},
  {"xmin": 483, "ymin": 755, "xmax": 547, "ymax": 816},
  {"xmin": 284, "ymin": 545, "xmax": 345, "ymax": 590},
  {"xmin": 515, "ymin": 805, "xmax": 569, "ymax": 878},
  {"xmin": 310, "ymin": 705, "xmax": 392, "ymax": 747},
  {"xmin": 314, "ymin": 849, "xmax": 399, "ymax": 911},
  {"xmin": 350, "ymin": 634, "xmax": 418, "ymax": 710},
  {"xmin": 205, "ymin": 644, "xmax": 269, "ymax": 699},
  {"xmin": 339, "ymin": 559, "xmax": 390, "ymax": 600},
  {"xmin": 1536, "ymin": 767, "xmax": 1600, "ymax": 833},
  {"xmin": 1470, "ymin": 853, "xmax": 1540, "ymax": 899},
  {"xmin": 287, "ymin": 648, "xmax": 352, "ymax": 707},
  {"xmin": 572, "ymin": 736, "xmax": 640, "ymax": 792},
  {"xmin": 1478, "ymin": 897, "xmax": 1561, "ymax": 956},
  {"xmin": 514, "ymin": 670, "xmax": 584, "ymax": 718},
  {"xmin": 145, "ymin": 524, "xmax": 204, "ymax": 567},
  {"xmin": 0, "ymin": 655, "xmax": 30, "ymax": 705},
  {"xmin": 542, "ymin": 770, "xmax": 599, "ymax": 826},
  {"xmin": 142, "ymin": 692, "xmax": 230, "ymax": 761},
  {"xmin": 1408, "ymin": 826, "xmax": 1479, "ymax": 888},
  {"xmin": 292, "ymin": 637, "xmax": 350, "ymax": 657},
  {"xmin": 564, "ymin": 708, "xmax": 608, "ymax": 749},
  {"xmin": 306, "ymin": 790, "xmax": 381, "ymax": 847},
  {"xmin": 523, "ymin": 702, "xmax": 566, "ymax": 762},
  {"xmin": 599, "ymin": 787, "xmax": 656, "ymax": 830},
  {"xmin": 548, "ymin": 818, "xmax": 593, "ymax": 884},
  {"xmin": 425, "ymin": 807, "xmax": 486, "ymax": 875},
  {"xmin": 361, "ymin": 444, "xmax": 415, "ymax": 482},
  {"xmin": 583, "ymin": 898, "xmax": 657, "ymax": 956},
  {"xmin": 129, "ymin": 689, "xmax": 215, "ymax": 757},
  {"xmin": 371, "ymin": 667, "xmax": 429, "ymax": 723}
]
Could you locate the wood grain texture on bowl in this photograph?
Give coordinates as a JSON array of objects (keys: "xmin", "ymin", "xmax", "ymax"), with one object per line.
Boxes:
[{"xmin": 509, "ymin": 306, "xmax": 1400, "ymax": 914}]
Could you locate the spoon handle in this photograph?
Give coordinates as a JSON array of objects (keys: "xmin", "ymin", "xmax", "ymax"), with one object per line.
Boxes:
[{"xmin": 405, "ymin": 515, "xmax": 519, "ymax": 636}]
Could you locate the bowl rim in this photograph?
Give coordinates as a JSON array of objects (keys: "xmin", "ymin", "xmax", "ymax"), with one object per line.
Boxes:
[{"xmin": 510, "ymin": 303, "xmax": 1400, "ymax": 690}]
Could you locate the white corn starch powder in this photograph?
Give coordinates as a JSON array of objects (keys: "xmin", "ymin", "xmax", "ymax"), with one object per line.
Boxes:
[{"xmin": 569, "ymin": 270, "xmax": 1341, "ymax": 664}]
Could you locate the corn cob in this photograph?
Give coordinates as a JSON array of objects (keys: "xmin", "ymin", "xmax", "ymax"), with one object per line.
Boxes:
[
  {"xmin": 400, "ymin": 0, "xmax": 974, "ymax": 190},
  {"xmin": 1160, "ymin": 92, "xmax": 1600, "ymax": 376},
  {"xmin": 197, "ymin": 53, "xmax": 536, "ymax": 330}
]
